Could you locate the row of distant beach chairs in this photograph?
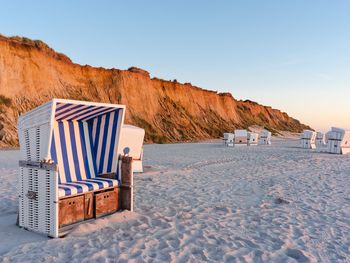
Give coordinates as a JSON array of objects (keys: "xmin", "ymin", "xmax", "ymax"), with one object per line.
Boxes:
[
  {"xmin": 300, "ymin": 127, "xmax": 350, "ymax": 155},
  {"xmin": 223, "ymin": 129, "xmax": 271, "ymax": 147}
]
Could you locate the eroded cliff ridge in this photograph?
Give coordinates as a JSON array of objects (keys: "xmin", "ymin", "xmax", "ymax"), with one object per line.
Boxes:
[{"xmin": 0, "ymin": 35, "xmax": 310, "ymax": 147}]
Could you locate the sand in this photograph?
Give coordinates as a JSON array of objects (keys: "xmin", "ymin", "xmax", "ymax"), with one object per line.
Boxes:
[{"xmin": 0, "ymin": 139, "xmax": 349, "ymax": 262}]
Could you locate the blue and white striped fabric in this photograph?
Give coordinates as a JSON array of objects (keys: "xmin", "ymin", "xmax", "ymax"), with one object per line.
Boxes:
[
  {"xmin": 55, "ymin": 103, "xmax": 117, "ymax": 122},
  {"xmin": 51, "ymin": 121, "xmax": 96, "ymax": 184},
  {"xmin": 90, "ymin": 110, "xmax": 120, "ymax": 175},
  {"xmin": 50, "ymin": 102, "xmax": 122, "ymax": 194},
  {"xmin": 58, "ymin": 177, "xmax": 119, "ymax": 198}
]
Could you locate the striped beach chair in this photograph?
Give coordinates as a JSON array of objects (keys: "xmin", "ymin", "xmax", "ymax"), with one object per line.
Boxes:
[{"xmin": 18, "ymin": 99, "xmax": 130, "ymax": 237}]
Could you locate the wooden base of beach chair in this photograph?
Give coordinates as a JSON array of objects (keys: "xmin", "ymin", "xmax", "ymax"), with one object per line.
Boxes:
[{"xmin": 59, "ymin": 187, "xmax": 119, "ymax": 227}]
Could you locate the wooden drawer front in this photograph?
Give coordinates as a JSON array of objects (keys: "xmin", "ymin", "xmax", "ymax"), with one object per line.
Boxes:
[
  {"xmin": 95, "ymin": 188, "xmax": 119, "ymax": 218},
  {"xmin": 59, "ymin": 195, "xmax": 84, "ymax": 228},
  {"xmin": 84, "ymin": 192, "xmax": 94, "ymax": 220}
]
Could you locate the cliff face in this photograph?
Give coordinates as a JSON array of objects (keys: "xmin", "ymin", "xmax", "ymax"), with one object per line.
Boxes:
[{"xmin": 0, "ymin": 35, "xmax": 310, "ymax": 147}]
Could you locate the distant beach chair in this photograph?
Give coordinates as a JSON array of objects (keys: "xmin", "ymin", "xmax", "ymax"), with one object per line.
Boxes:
[
  {"xmin": 17, "ymin": 99, "xmax": 133, "ymax": 237},
  {"xmin": 315, "ymin": 132, "xmax": 327, "ymax": 152},
  {"xmin": 223, "ymin": 133, "xmax": 234, "ymax": 147},
  {"xmin": 120, "ymin": 125, "xmax": 145, "ymax": 172},
  {"xmin": 300, "ymin": 130, "xmax": 316, "ymax": 149},
  {"xmin": 234, "ymin": 129, "xmax": 248, "ymax": 146},
  {"xmin": 258, "ymin": 129, "xmax": 272, "ymax": 145},
  {"xmin": 247, "ymin": 132, "xmax": 258, "ymax": 146},
  {"xmin": 325, "ymin": 127, "xmax": 350, "ymax": 154}
]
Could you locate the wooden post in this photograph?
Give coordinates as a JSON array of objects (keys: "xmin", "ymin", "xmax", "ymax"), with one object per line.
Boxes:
[{"xmin": 121, "ymin": 156, "xmax": 133, "ymax": 211}]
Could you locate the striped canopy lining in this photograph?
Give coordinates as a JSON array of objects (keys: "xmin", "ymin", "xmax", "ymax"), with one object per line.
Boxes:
[
  {"xmin": 55, "ymin": 102, "xmax": 119, "ymax": 122},
  {"xmin": 50, "ymin": 103, "xmax": 121, "ymax": 184}
]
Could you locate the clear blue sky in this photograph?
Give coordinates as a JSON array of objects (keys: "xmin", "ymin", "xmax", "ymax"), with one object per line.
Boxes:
[{"xmin": 1, "ymin": 1, "xmax": 349, "ymax": 131}]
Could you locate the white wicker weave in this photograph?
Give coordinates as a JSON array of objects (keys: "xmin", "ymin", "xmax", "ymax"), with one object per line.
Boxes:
[
  {"xmin": 325, "ymin": 127, "xmax": 350, "ymax": 154},
  {"xmin": 247, "ymin": 132, "xmax": 258, "ymax": 146},
  {"xmin": 300, "ymin": 130, "xmax": 317, "ymax": 149},
  {"xmin": 258, "ymin": 130, "xmax": 271, "ymax": 145}
]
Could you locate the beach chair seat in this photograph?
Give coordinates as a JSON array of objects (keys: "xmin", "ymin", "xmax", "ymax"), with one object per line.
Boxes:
[{"xmin": 58, "ymin": 178, "xmax": 119, "ymax": 198}]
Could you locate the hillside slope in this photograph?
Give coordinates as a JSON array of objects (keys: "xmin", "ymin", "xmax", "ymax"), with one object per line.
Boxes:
[{"xmin": 0, "ymin": 35, "xmax": 310, "ymax": 147}]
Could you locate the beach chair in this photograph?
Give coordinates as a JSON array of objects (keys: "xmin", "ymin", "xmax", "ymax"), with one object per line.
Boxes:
[
  {"xmin": 300, "ymin": 130, "xmax": 316, "ymax": 149},
  {"xmin": 234, "ymin": 129, "xmax": 248, "ymax": 146},
  {"xmin": 325, "ymin": 127, "xmax": 350, "ymax": 154},
  {"xmin": 120, "ymin": 125, "xmax": 145, "ymax": 172},
  {"xmin": 223, "ymin": 133, "xmax": 234, "ymax": 147},
  {"xmin": 247, "ymin": 132, "xmax": 258, "ymax": 146},
  {"xmin": 258, "ymin": 130, "xmax": 271, "ymax": 145},
  {"xmin": 17, "ymin": 99, "xmax": 133, "ymax": 237},
  {"xmin": 315, "ymin": 132, "xmax": 327, "ymax": 152}
]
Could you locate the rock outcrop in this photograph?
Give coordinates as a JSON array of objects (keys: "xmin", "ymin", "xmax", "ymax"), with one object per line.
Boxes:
[{"xmin": 0, "ymin": 34, "xmax": 310, "ymax": 147}]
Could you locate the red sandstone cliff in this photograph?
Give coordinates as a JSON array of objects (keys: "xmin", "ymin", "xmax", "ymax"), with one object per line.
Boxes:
[{"xmin": 0, "ymin": 35, "xmax": 310, "ymax": 147}]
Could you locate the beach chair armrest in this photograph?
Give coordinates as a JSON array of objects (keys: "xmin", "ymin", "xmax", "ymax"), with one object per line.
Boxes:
[
  {"xmin": 97, "ymin": 173, "xmax": 117, "ymax": 180},
  {"xmin": 19, "ymin": 160, "xmax": 58, "ymax": 172}
]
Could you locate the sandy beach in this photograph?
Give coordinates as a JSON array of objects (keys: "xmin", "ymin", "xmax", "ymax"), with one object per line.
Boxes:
[{"xmin": 0, "ymin": 138, "xmax": 349, "ymax": 262}]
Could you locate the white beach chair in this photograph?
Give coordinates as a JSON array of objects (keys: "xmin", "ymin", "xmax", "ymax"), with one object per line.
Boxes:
[
  {"xmin": 258, "ymin": 129, "xmax": 272, "ymax": 145},
  {"xmin": 223, "ymin": 133, "xmax": 234, "ymax": 147},
  {"xmin": 17, "ymin": 99, "xmax": 133, "ymax": 237},
  {"xmin": 300, "ymin": 130, "xmax": 316, "ymax": 149},
  {"xmin": 247, "ymin": 132, "xmax": 258, "ymax": 146},
  {"xmin": 234, "ymin": 129, "xmax": 248, "ymax": 146},
  {"xmin": 315, "ymin": 132, "xmax": 327, "ymax": 152},
  {"xmin": 120, "ymin": 125, "xmax": 145, "ymax": 172},
  {"xmin": 325, "ymin": 127, "xmax": 350, "ymax": 154}
]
